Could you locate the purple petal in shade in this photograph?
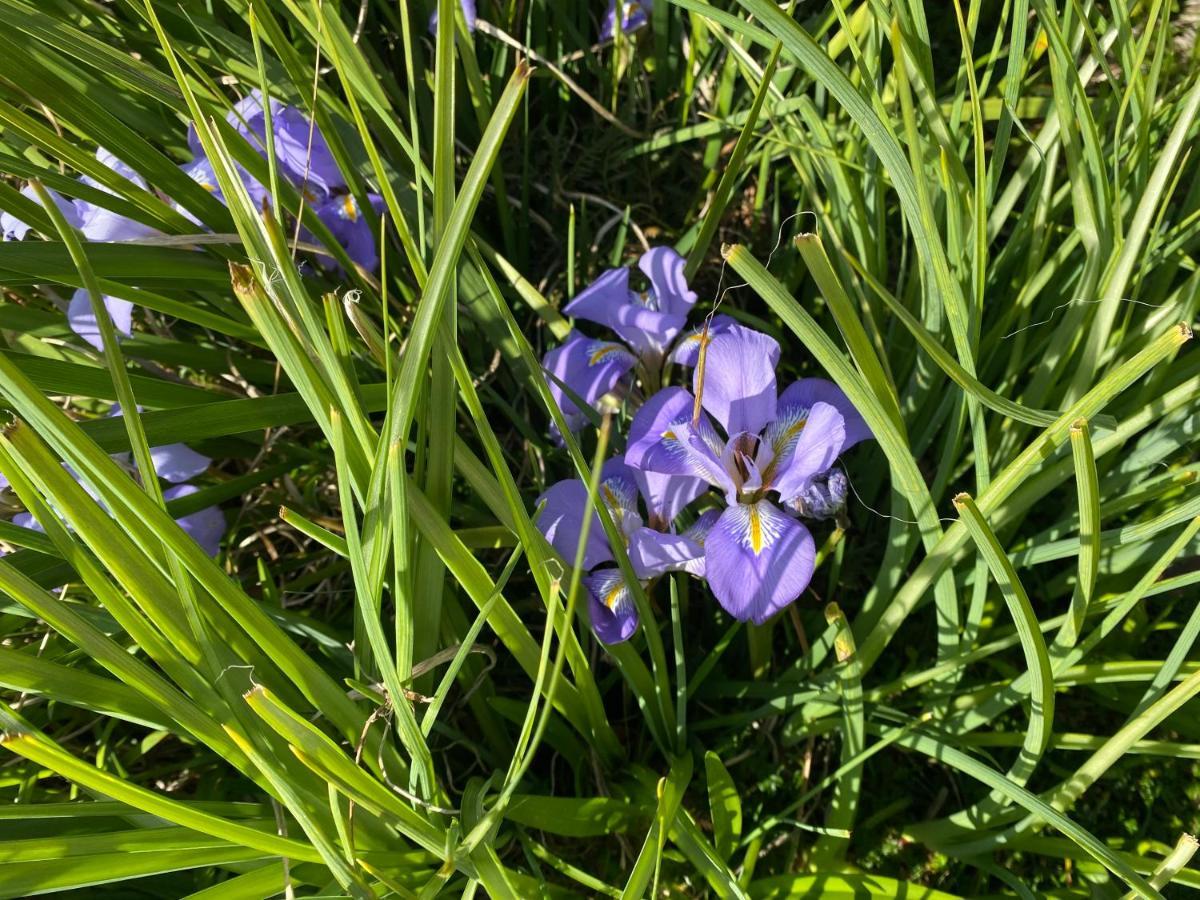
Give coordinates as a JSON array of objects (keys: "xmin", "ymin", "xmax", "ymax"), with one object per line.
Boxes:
[
  {"xmin": 704, "ymin": 500, "xmax": 815, "ymax": 624},
  {"xmin": 627, "ymin": 526, "xmax": 702, "ymax": 579},
  {"xmin": 680, "ymin": 508, "xmax": 721, "ymax": 578},
  {"xmin": 584, "ymin": 568, "xmax": 639, "ymax": 644},
  {"xmin": 564, "ymin": 267, "xmax": 686, "ymax": 356},
  {"xmin": 150, "ymin": 444, "xmax": 212, "ymax": 484},
  {"xmin": 542, "ymin": 333, "xmax": 636, "ymax": 434},
  {"xmin": 67, "ymin": 289, "xmax": 134, "ymax": 351},
  {"xmin": 2, "ymin": 184, "xmax": 83, "ymax": 241},
  {"xmin": 766, "ymin": 401, "xmax": 847, "ymax": 504},
  {"xmin": 625, "ymin": 387, "xmax": 734, "ymax": 497},
  {"xmin": 164, "ymin": 484, "xmax": 225, "ymax": 558},
  {"xmin": 694, "ymin": 322, "xmax": 780, "ymax": 436},
  {"xmin": 429, "ymin": 0, "xmax": 478, "ymax": 35},
  {"xmin": 313, "ymin": 193, "xmax": 386, "ymax": 272},
  {"xmin": 600, "ymin": 0, "xmax": 652, "ymax": 41},
  {"xmin": 776, "ymin": 378, "xmax": 872, "ymax": 451},
  {"xmin": 637, "ymin": 247, "xmax": 696, "ymax": 316},
  {"xmin": 632, "ymin": 469, "xmax": 705, "ymax": 526},
  {"xmin": 668, "ymin": 314, "xmax": 736, "ymax": 367}
]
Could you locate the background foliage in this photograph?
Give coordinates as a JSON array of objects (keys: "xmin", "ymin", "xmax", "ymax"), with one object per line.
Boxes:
[{"xmin": 0, "ymin": 0, "xmax": 1199, "ymax": 897}]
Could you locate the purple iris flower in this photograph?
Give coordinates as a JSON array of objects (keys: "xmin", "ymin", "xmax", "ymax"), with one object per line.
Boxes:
[
  {"xmin": 543, "ymin": 246, "xmax": 697, "ymax": 437},
  {"xmin": 189, "ymin": 89, "xmax": 342, "ymax": 202},
  {"xmin": 537, "ymin": 459, "xmax": 703, "ymax": 644},
  {"xmin": 2, "ymin": 419, "xmax": 223, "ymax": 559},
  {"xmin": 623, "ymin": 323, "xmax": 871, "ymax": 623},
  {"xmin": 429, "ymin": 0, "xmax": 478, "ymax": 35},
  {"xmin": 600, "ymin": 0, "xmax": 652, "ymax": 40}
]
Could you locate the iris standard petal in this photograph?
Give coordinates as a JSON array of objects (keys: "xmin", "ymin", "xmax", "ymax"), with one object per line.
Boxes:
[
  {"xmin": 585, "ymin": 568, "xmax": 639, "ymax": 644},
  {"xmin": 536, "ymin": 478, "xmax": 614, "ymax": 571},
  {"xmin": 695, "ymin": 322, "xmax": 780, "ymax": 436},
  {"xmin": 704, "ymin": 501, "xmax": 815, "ymax": 624},
  {"xmin": 564, "ymin": 266, "xmax": 684, "ymax": 355},
  {"xmin": 2, "ymin": 183, "xmax": 83, "ymax": 241},
  {"xmin": 627, "ymin": 526, "xmax": 702, "ymax": 579},
  {"xmin": 632, "ymin": 469, "xmax": 706, "ymax": 525},
  {"xmin": 680, "ymin": 508, "xmax": 721, "ymax": 578},
  {"xmin": 776, "ymin": 378, "xmax": 872, "ymax": 451},
  {"xmin": 668, "ymin": 314, "xmax": 736, "ymax": 367},
  {"xmin": 638, "ymin": 246, "xmax": 696, "ymax": 316},
  {"xmin": 563, "ymin": 268, "xmax": 631, "ymax": 327},
  {"xmin": 625, "ymin": 387, "xmax": 734, "ymax": 496},
  {"xmin": 542, "ymin": 333, "xmax": 636, "ymax": 434},
  {"xmin": 67, "ymin": 289, "xmax": 134, "ymax": 351},
  {"xmin": 769, "ymin": 401, "xmax": 847, "ymax": 504},
  {"xmin": 164, "ymin": 484, "xmax": 225, "ymax": 558}
]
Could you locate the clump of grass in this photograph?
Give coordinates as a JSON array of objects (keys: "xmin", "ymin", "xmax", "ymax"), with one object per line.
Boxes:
[{"xmin": 0, "ymin": 1, "xmax": 1197, "ymax": 897}]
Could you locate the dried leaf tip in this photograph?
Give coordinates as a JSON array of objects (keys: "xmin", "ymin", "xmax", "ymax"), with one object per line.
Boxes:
[
  {"xmin": 1070, "ymin": 418, "xmax": 1089, "ymax": 434},
  {"xmin": 1178, "ymin": 322, "xmax": 1194, "ymax": 341},
  {"xmin": 229, "ymin": 262, "xmax": 256, "ymax": 295},
  {"xmin": 952, "ymin": 491, "xmax": 972, "ymax": 510}
]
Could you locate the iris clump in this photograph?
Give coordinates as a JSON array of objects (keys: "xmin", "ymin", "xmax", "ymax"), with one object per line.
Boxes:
[{"xmin": 539, "ymin": 252, "xmax": 871, "ymax": 642}]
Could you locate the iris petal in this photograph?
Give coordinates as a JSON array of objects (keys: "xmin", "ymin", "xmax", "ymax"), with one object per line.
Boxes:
[
  {"xmin": 164, "ymin": 484, "xmax": 225, "ymax": 558},
  {"xmin": 542, "ymin": 333, "xmax": 636, "ymax": 435},
  {"xmin": 67, "ymin": 290, "xmax": 134, "ymax": 352},
  {"xmin": 311, "ymin": 193, "xmax": 386, "ymax": 273},
  {"xmin": 564, "ymin": 264, "xmax": 687, "ymax": 355},
  {"xmin": 776, "ymin": 378, "xmax": 871, "ymax": 451},
  {"xmin": 680, "ymin": 509, "xmax": 721, "ymax": 578},
  {"xmin": 150, "ymin": 444, "xmax": 212, "ymax": 485},
  {"xmin": 704, "ymin": 501, "xmax": 815, "ymax": 624},
  {"xmin": 668, "ymin": 314, "xmax": 736, "ymax": 367},
  {"xmin": 694, "ymin": 323, "xmax": 780, "ymax": 436},
  {"xmin": 632, "ymin": 468, "xmax": 706, "ymax": 525},
  {"xmin": 1, "ymin": 184, "xmax": 82, "ymax": 242},
  {"xmin": 625, "ymin": 387, "xmax": 734, "ymax": 497},
  {"xmin": 638, "ymin": 246, "xmax": 696, "ymax": 316},
  {"xmin": 536, "ymin": 479, "xmax": 614, "ymax": 572},
  {"xmin": 626, "ymin": 526, "xmax": 703, "ymax": 579},
  {"xmin": 585, "ymin": 568, "xmax": 639, "ymax": 644},
  {"xmin": 769, "ymin": 401, "xmax": 846, "ymax": 504}
]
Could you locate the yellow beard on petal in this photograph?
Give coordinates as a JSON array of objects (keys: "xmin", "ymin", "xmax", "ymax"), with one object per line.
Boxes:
[
  {"xmin": 589, "ymin": 344, "xmax": 624, "ymax": 365},
  {"xmin": 748, "ymin": 503, "xmax": 763, "ymax": 555},
  {"xmin": 604, "ymin": 583, "xmax": 624, "ymax": 610},
  {"xmin": 342, "ymin": 194, "xmax": 359, "ymax": 222}
]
